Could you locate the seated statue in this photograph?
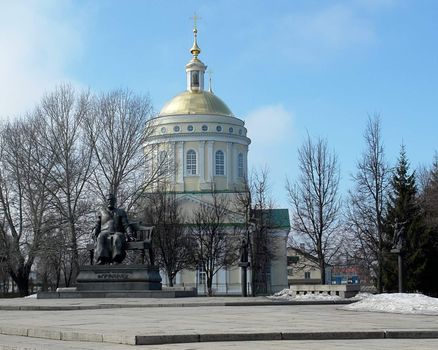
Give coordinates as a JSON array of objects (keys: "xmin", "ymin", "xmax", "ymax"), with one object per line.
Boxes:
[{"xmin": 92, "ymin": 193, "xmax": 134, "ymax": 265}]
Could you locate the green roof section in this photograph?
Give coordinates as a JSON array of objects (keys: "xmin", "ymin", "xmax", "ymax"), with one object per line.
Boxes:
[
  {"xmin": 253, "ymin": 209, "xmax": 291, "ymax": 230},
  {"xmin": 270, "ymin": 209, "xmax": 291, "ymax": 229}
]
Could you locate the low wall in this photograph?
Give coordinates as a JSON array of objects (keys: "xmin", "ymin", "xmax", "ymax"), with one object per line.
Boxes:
[{"xmin": 289, "ymin": 284, "xmax": 360, "ymax": 298}]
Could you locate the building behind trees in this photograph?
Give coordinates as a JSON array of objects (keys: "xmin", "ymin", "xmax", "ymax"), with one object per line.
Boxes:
[{"xmin": 143, "ymin": 26, "xmax": 290, "ymax": 295}]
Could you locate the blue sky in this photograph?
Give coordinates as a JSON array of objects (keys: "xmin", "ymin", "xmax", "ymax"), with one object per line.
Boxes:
[{"xmin": 0, "ymin": 0, "xmax": 437, "ymax": 208}]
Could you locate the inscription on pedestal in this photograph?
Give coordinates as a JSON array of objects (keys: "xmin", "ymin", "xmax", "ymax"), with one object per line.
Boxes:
[
  {"xmin": 77, "ymin": 265, "xmax": 162, "ymax": 291},
  {"xmin": 97, "ymin": 272, "xmax": 132, "ymax": 280}
]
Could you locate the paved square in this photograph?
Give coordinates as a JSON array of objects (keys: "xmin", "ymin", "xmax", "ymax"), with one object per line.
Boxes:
[{"xmin": 0, "ymin": 297, "xmax": 437, "ymax": 348}]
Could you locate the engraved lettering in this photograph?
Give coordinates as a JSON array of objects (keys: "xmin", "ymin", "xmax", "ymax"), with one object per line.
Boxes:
[{"xmin": 96, "ymin": 272, "xmax": 131, "ymax": 280}]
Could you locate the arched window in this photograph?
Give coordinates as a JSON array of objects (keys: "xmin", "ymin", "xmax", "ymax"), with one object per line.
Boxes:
[
  {"xmin": 215, "ymin": 150, "xmax": 225, "ymax": 176},
  {"xmin": 238, "ymin": 153, "xmax": 244, "ymax": 178},
  {"xmin": 186, "ymin": 150, "xmax": 197, "ymax": 175},
  {"xmin": 191, "ymin": 71, "xmax": 199, "ymax": 87}
]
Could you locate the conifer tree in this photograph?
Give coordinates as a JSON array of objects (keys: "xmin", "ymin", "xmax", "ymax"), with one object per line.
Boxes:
[
  {"xmin": 383, "ymin": 145, "xmax": 425, "ymax": 292},
  {"xmin": 418, "ymin": 155, "xmax": 438, "ymax": 295}
]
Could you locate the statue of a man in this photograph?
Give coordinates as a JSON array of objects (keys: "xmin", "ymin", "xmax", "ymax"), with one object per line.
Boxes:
[
  {"xmin": 240, "ymin": 238, "xmax": 248, "ymax": 263},
  {"xmin": 93, "ymin": 193, "xmax": 134, "ymax": 264},
  {"xmin": 392, "ymin": 220, "xmax": 407, "ymax": 251}
]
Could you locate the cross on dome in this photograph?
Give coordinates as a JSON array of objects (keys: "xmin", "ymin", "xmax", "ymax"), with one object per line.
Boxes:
[
  {"xmin": 190, "ymin": 12, "xmax": 202, "ymax": 30},
  {"xmin": 189, "ymin": 12, "xmax": 202, "ymax": 58},
  {"xmin": 207, "ymin": 69, "xmax": 213, "ymax": 93}
]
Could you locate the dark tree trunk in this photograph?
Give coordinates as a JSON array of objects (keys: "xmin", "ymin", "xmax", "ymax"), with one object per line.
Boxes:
[
  {"xmin": 69, "ymin": 220, "xmax": 80, "ymax": 281},
  {"xmin": 319, "ymin": 260, "xmax": 326, "ymax": 285},
  {"xmin": 167, "ymin": 271, "xmax": 174, "ymax": 287},
  {"xmin": 207, "ymin": 275, "xmax": 213, "ymax": 297},
  {"xmin": 10, "ymin": 265, "xmax": 31, "ymax": 297}
]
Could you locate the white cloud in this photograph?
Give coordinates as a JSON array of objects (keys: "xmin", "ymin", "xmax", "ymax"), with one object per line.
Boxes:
[
  {"xmin": 0, "ymin": 1, "xmax": 88, "ymax": 118},
  {"xmin": 245, "ymin": 104, "xmax": 294, "ymax": 146},
  {"xmin": 244, "ymin": 105, "xmax": 295, "ymax": 208}
]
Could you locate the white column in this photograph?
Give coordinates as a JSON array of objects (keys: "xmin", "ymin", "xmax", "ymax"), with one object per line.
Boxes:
[
  {"xmin": 206, "ymin": 141, "xmax": 214, "ymax": 182},
  {"xmin": 186, "ymin": 71, "xmax": 191, "ymax": 91},
  {"xmin": 177, "ymin": 141, "xmax": 184, "ymax": 184},
  {"xmin": 233, "ymin": 144, "xmax": 238, "ymax": 183},
  {"xmin": 227, "ymin": 142, "xmax": 233, "ymax": 190},
  {"xmin": 245, "ymin": 148, "xmax": 249, "ymax": 178},
  {"xmin": 171, "ymin": 142, "xmax": 176, "ymax": 185},
  {"xmin": 199, "ymin": 141, "xmax": 205, "ymax": 183}
]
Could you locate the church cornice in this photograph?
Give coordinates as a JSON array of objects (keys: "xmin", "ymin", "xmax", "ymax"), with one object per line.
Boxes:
[
  {"xmin": 146, "ymin": 133, "xmax": 251, "ymax": 145},
  {"xmin": 148, "ymin": 113, "xmax": 244, "ymax": 125}
]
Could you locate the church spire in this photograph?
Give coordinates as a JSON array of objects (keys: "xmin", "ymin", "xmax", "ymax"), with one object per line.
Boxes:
[
  {"xmin": 190, "ymin": 13, "xmax": 201, "ymax": 59},
  {"xmin": 190, "ymin": 28, "xmax": 201, "ymax": 58},
  {"xmin": 207, "ymin": 69, "xmax": 213, "ymax": 93},
  {"xmin": 186, "ymin": 13, "xmax": 206, "ymax": 92}
]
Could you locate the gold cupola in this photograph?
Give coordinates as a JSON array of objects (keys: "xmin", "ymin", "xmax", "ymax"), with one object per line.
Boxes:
[
  {"xmin": 185, "ymin": 24, "xmax": 206, "ymax": 92},
  {"xmin": 159, "ymin": 23, "xmax": 234, "ymax": 117}
]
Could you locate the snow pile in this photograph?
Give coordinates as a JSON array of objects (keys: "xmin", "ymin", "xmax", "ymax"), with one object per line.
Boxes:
[
  {"xmin": 268, "ymin": 288, "xmax": 341, "ymax": 301},
  {"xmin": 23, "ymin": 293, "xmax": 37, "ymax": 299},
  {"xmin": 269, "ymin": 288, "xmax": 294, "ymax": 299},
  {"xmin": 353, "ymin": 292, "xmax": 374, "ymax": 300},
  {"xmin": 342, "ymin": 293, "xmax": 438, "ymax": 315}
]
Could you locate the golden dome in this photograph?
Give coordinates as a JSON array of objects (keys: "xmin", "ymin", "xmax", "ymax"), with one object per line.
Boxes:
[{"xmin": 159, "ymin": 91, "xmax": 233, "ymax": 117}]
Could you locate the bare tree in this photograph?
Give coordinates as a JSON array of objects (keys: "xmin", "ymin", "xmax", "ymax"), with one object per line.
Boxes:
[
  {"xmin": 286, "ymin": 135, "xmax": 341, "ymax": 284},
  {"xmin": 35, "ymin": 227, "xmax": 64, "ymax": 291},
  {"xmin": 143, "ymin": 188, "xmax": 195, "ymax": 286},
  {"xmin": 346, "ymin": 115, "xmax": 389, "ymax": 292},
  {"xmin": 85, "ymin": 89, "xmax": 158, "ymax": 210},
  {"xmin": 0, "ymin": 117, "xmax": 54, "ymax": 296},
  {"xmin": 33, "ymin": 84, "xmax": 94, "ymax": 282},
  {"xmin": 190, "ymin": 190, "xmax": 239, "ymax": 296},
  {"xmin": 234, "ymin": 167, "xmax": 276, "ymax": 295},
  {"xmin": 0, "ymin": 259, "xmax": 11, "ymax": 294}
]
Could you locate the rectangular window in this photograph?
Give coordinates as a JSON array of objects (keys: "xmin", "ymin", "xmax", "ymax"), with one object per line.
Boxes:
[{"xmin": 304, "ymin": 272, "xmax": 311, "ymax": 279}]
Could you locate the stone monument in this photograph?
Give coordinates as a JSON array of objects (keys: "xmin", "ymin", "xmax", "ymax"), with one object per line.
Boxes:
[
  {"xmin": 239, "ymin": 238, "xmax": 250, "ymax": 297},
  {"xmin": 37, "ymin": 194, "xmax": 198, "ymax": 298},
  {"xmin": 390, "ymin": 219, "xmax": 407, "ymax": 293},
  {"xmin": 75, "ymin": 192, "xmax": 162, "ymax": 295}
]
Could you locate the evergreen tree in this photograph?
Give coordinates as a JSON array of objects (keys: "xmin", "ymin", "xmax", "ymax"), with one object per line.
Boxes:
[
  {"xmin": 418, "ymin": 155, "xmax": 438, "ymax": 296},
  {"xmin": 382, "ymin": 145, "xmax": 425, "ymax": 292}
]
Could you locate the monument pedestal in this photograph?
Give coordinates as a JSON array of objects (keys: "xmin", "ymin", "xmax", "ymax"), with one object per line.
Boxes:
[
  {"xmin": 76, "ymin": 264, "xmax": 162, "ymax": 291},
  {"xmin": 37, "ymin": 264, "xmax": 197, "ymax": 298}
]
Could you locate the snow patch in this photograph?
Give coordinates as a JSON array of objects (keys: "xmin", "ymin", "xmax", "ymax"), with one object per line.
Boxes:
[
  {"xmin": 23, "ymin": 293, "xmax": 37, "ymax": 299},
  {"xmin": 342, "ymin": 293, "xmax": 438, "ymax": 315},
  {"xmin": 268, "ymin": 288, "xmax": 341, "ymax": 301}
]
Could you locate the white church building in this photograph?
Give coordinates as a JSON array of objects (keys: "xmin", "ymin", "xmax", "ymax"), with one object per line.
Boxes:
[{"xmin": 145, "ymin": 25, "xmax": 289, "ymax": 295}]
